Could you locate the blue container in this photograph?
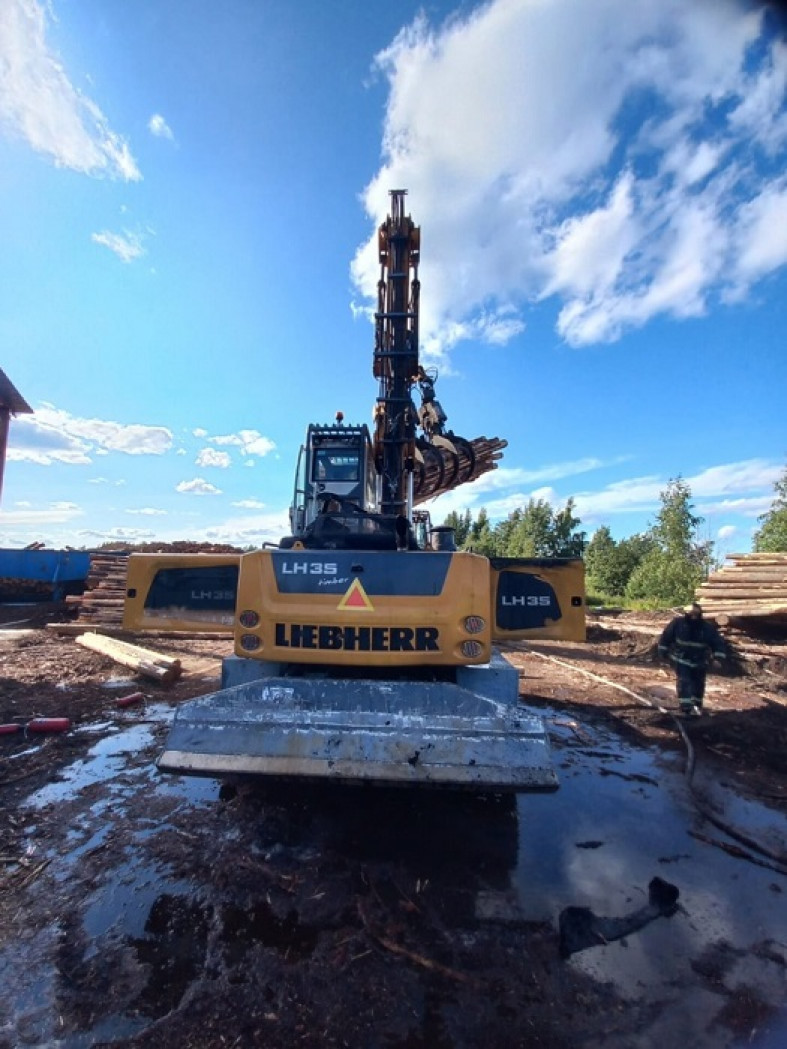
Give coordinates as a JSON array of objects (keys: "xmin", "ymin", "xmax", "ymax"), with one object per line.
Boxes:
[{"xmin": 0, "ymin": 549, "xmax": 91, "ymax": 601}]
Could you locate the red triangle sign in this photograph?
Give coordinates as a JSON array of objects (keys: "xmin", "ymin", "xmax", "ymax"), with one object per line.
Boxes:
[{"xmin": 338, "ymin": 578, "xmax": 374, "ymax": 612}]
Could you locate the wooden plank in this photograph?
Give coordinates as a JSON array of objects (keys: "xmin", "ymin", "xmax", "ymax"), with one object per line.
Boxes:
[{"xmin": 75, "ymin": 632, "xmax": 182, "ymax": 684}]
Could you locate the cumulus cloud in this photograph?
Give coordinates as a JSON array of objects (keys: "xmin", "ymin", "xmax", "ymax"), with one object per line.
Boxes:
[
  {"xmin": 0, "ymin": 0, "xmax": 141, "ymax": 179},
  {"xmin": 8, "ymin": 405, "xmax": 173, "ymax": 464},
  {"xmin": 7, "ymin": 416, "xmax": 92, "ymax": 465},
  {"xmin": 353, "ymin": 0, "xmax": 787, "ymax": 355},
  {"xmin": 196, "ymin": 448, "xmax": 232, "ymax": 469},
  {"xmin": 126, "ymin": 507, "xmax": 168, "ymax": 516},
  {"xmin": 232, "ymin": 498, "xmax": 266, "ymax": 509},
  {"xmin": 148, "ymin": 113, "xmax": 174, "ymax": 140},
  {"xmin": 206, "ymin": 429, "xmax": 277, "ymax": 457},
  {"xmin": 176, "ymin": 478, "xmax": 222, "ymax": 496},
  {"xmin": 91, "ymin": 229, "xmax": 147, "ymax": 262}
]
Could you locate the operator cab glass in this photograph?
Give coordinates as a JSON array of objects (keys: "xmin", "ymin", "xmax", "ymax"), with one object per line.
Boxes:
[{"xmin": 312, "ymin": 449, "xmax": 361, "ymax": 483}]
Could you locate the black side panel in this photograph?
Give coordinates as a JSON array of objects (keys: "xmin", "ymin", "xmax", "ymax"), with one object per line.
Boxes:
[
  {"xmin": 145, "ymin": 565, "xmax": 239, "ymax": 613},
  {"xmin": 495, "ymin": 570, "xmax": 562, "ymax": 630}
]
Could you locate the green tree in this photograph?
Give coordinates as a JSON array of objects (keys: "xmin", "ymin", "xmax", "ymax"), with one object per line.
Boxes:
[
  {"xmin": 499, "ymin": 498, "xmax": 585, "ymax": 558},
  {"xmin": 625, "ymin": 477, "xmax": 710, "ymax": 607},
  {"xmin": 754, "ymin": 464, "xmax": 787, "ymax": 552},
  {"xmin": 551, "ymin": 498, "xmax": 586, "ymax": 557},
  {"xmin": 585, "ymin": 526, "xmax": 617, "ymax": 593},
  {"xmin": 507, "ymin": 499, "xmax": 554, "ymax": 556},
  {"xmin": 466, "ymin": 507, "xmax": 498, "ymax": 557},
  {"xmin": 585, "ymin": 527, "xmax": 654, "ymax": 598},
  {"xmin": 615, "ymin": 533, "xmax": 657, "ymax": 590},
  {"xmin": 493, "ymin": 508, "xmax": 522, "ymax": 555},
  {"xmin": 442, "ymin": 509, "xmax": 473, "ymax": 548}
]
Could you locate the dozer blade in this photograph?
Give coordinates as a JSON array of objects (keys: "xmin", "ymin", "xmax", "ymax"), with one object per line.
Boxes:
[{"xmin": 158, "ymin": 676, "xmax": 558, "ymax": 792}]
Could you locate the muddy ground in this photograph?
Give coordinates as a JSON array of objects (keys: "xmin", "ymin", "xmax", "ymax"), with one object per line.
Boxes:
[{"xmin": 1, "ymin": 610, "xmax": 786, "ymax": 1048}]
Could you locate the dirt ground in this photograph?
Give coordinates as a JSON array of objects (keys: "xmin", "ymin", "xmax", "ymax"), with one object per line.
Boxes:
[{"xmin": 1, "ymin": 609, "xmax": 786, "ymax": 1048}]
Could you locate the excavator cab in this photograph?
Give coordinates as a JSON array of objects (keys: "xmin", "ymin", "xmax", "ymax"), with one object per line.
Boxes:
[
  {"xmin": 284, "ymin": 421, "xmax": 423, "ymax": 551},
  {"xmin": 288, "ymin": 423, "xmax": 376, "ymax": 536}
]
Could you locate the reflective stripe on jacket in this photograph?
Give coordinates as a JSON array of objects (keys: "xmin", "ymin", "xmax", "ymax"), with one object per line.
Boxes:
[{"xmin": 658, "ymin": 615, "xmax": 726, "ymax": 669}]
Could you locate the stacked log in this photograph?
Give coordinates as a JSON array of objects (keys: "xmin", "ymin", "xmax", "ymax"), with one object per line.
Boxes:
[
  {"xmin": 414, "ymin": 435, "xmax": 506, "ymax": 504},
  {"xmin": 65, "ymin": 552, "xmax": 129, "ymax": 628},
  {"xmin": 695, "ymin": 552, "xmax": 787, "ymax": 625}
]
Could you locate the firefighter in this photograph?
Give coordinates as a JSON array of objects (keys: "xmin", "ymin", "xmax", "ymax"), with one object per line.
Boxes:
[{"xmin": 658, "ymin": 602, "xmax": 727, "ymax": 716}]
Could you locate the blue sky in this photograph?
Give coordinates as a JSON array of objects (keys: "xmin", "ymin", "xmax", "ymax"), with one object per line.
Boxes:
[{"xmin": 1, "ymin": 0, "xmax": 785, "ymax": 556}]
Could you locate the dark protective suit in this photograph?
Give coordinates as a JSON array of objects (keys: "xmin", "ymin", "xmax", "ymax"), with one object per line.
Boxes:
[{"xmin": 658, "ymin": 613, "xmax": 727, "ymax": 709}]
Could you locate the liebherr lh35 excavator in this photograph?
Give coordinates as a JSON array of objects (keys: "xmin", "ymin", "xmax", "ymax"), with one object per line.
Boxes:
[{"xmin": 123, "ymin": 191, "xmax": 585, "ymax": 791}]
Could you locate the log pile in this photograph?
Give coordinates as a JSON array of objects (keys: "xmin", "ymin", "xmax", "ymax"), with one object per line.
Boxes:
[
  {"xmin": 695, "ymin": 552, "xmax": 787, "ymax": 626},
  {"xmin": 414, "ymin": 435, "xmax": 507, "ymax": 504},
  {"xmin": 65, "ymin": 553, "xmax": 129, "ymax": 629}
]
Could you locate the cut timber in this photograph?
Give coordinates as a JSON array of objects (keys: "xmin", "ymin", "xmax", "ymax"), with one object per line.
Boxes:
[
  {"xmin": 696, "ymin": 553, "xmax": 787, "ymax": 627},
  {"xmin": 76, "ymin": 632, "xmax": 182, "ymax": 684}
]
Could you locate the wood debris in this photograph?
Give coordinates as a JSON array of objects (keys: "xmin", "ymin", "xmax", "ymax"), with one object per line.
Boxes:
[{"xmin": 75, "ymin": 632, "xmax": 182, "ymax": 684}]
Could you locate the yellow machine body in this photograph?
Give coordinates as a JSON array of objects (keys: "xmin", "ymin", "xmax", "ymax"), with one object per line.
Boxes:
[
  {"xmin": 234, "ymin": 548, "xmax": 493, "ymax": 667},
  {"xmin": 123, "ymin": 550, "xmax": 585, "ymax": 650}
]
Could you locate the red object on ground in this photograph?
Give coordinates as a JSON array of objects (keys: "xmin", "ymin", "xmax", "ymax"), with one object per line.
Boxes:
[
  {"xmin": 0, "ymin": 723, "xmax": 24, "ymax": 735},
  {"xmin": 116, "ymin": 692, "xmax": 145, "ymax": 708},
  {"xmin": 26, "ymin": 718, "xmax": 71, "ymax": 733}
]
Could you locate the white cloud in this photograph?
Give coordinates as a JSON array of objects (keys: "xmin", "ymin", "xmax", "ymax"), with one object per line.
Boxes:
[
  {"xmin": 8, "ymin": 405, "xmax": 173, "ymax": 464},
  {"xmin": 732, "ymin": 182, "xmax": 787, "ymax": 285},
  {"xmin": 353, "ymin": 0, "xmax": 785, "ymax": 355},
  {"xmin": 77, "ymin": 526, "xmax": 156, "ymax": 542},
  {"xmin": 206, "ymin": 429, "xmax": 277, "ymax": 457},
  {"xmin": 0, "ymin": 0, "xmax": 141, "ymax": 179},
  {"xmin": 126, "ymin": 507, "xmax": 168, "ymax": 516},
  {"xmin": 427, "ymin": 456, "xmax": 782, "ymax": 530},
  {"xmin": 176, "ymin": 478, "xmax": 222, "ymax": 496},
  {"xmin": 0, "ymin": 504, "xmax": 84, "ymax": 526},
  {"xmin": 717, "ymin": 524, "xmax": 737, "ymax": 540},
  {"xmin": 196, "ymin": 448, "xmax": 232, "ymax": 469},
  {"xmin": 572, "ymin": 460, "xmax": 781, "ymax": 521},
  {"xmin": 232, "ymin": 498, "xmax": 266, "ymax": 509},
  {"xmin": 686, "ymin": 459, "xmax": 783, "ymax": 497},
  {"xmin": 7, "ymin": 416, "xmax": 92, "ymax": 465},
  {"xmin": 200, "ymin": 509, "xmax": 290, "ymax": 546},
  {"xmin": 91, "ymin": 229, "xmax": 146, "ymax": 262},
  {"xmin": 148, "ymin": 113, "xmax": 174, "ymax": 140}
]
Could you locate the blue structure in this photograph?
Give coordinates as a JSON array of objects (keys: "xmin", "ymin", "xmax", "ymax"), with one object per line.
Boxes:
[{"xmin": 0, "ymin": 548, "xmax": 91, "ymax": 601}]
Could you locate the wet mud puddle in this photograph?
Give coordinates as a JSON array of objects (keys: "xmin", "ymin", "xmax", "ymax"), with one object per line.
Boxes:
[{"xmin": 0, "ymin": 705, "xmax": 785, "ymax": 1048}]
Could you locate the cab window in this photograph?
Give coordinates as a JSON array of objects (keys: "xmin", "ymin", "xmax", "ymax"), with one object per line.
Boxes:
[{"xmin": 313, "ymin": 449, "xmax": 360, "ymax": 482}]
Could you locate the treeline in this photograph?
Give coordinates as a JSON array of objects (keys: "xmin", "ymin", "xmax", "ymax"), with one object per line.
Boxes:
[{"xmin": 443, "ymin": 465, "xmax": 787, "ymax": 608}]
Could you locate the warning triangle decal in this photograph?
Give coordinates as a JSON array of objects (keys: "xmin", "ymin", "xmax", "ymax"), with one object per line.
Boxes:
[{"xmin": 337, "ymin": 578, "xmax": 374, "ymax": 612}]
